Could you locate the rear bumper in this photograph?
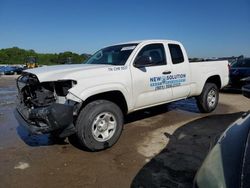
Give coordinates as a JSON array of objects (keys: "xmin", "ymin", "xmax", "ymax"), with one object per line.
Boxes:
[{"xmin": 15, "ymin": 103, "xmax": 74, "ymax": 134}]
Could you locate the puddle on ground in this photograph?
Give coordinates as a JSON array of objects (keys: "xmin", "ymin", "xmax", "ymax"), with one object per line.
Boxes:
[
  {"xmin": 16, "ymin": 125, "xmax": 57, "ymax": 146},
  {"xmin": 0, "ymin": 88, "xmax": 16, "ymax": 95},
  {"xmin": 168, "ymin": 98, "xmax": 199, "ymax": 113},
  {"xmin": 0, "ymin": 87, "xmax": 17, "ymax": 106}
]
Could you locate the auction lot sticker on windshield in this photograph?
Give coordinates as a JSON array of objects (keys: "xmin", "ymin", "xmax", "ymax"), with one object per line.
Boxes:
[{"xmin": 121, "ymin": 46, "xmax": 136, "ymax": 51}]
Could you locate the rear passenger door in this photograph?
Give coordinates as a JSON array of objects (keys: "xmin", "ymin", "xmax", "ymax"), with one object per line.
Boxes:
[{"xmin": 168, "ymin": 43, "xmax": 191, "ymax": 99}]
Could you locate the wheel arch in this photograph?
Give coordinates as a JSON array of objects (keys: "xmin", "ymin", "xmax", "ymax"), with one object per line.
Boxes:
[
  {"xmin": 80, "ymin": 90, "xmax": 128, "ymax": 115},
  {"xmin": 205, "ymin": 75, "xmax": 222, "ymax": 89}
]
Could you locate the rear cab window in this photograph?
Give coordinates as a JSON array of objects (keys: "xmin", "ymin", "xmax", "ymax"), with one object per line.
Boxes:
[{"xmin": 168, "ymin": 44, "xmax": 184, "ymax": 64}]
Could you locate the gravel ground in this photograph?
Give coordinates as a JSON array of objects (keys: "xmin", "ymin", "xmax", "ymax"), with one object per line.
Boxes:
[{"xmin": 0, "ymin": 75, "xmax": 249, "ymax": 188}]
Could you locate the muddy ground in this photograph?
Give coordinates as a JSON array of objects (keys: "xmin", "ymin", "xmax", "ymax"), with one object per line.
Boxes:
[{"xmin": 0, "ymin": 76, "xmax": 250, "ymax": 188}]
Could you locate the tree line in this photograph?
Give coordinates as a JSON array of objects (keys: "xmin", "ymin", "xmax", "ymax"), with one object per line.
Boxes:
[{"xmin": 0, "ymin": 47, "xmax": 91, "ymax": 65}]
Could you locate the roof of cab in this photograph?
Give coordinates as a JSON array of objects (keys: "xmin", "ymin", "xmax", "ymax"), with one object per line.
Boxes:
[{"xmin": 116, "ymin": 39, "xmax": 180, "ymax": 45}]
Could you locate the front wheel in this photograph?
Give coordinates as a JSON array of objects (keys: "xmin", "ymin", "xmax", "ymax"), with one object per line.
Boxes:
[
  {"xmin": 76, "ymin": 100, "xmax": 124, "ymax": 151},
  {"xmin": 196, "ymin": 83, "xmax": 219, "ymax": 113}
]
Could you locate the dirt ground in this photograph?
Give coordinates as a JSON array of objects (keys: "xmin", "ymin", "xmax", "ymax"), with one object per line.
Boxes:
[{"xmin": 0, "ymin": 76, "xmax": 250, "ymax": 188}]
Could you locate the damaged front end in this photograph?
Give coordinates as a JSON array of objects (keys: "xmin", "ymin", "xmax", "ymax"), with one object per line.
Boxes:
[{"xmin": 15, "ymin": 73, "xmax": 81, "ymax": 137}]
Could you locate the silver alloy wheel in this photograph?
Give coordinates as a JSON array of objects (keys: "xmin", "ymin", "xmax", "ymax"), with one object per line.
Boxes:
[
  {"xmin": 207, "ymin": 89, "xmax": 217, "ymax": 108},
  {"xmin": 91, "ymin": 112, "xmax": 117, "ymax": 142}
]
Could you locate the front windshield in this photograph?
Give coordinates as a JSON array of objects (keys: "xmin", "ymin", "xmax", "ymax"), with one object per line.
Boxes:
[
  {"xmin": 231, "ymin": 59, "xmax": 250, "ymax": 68},
  {"xmin": 84, "ymin": 43, "xmax": 138, "ymax": 65}
]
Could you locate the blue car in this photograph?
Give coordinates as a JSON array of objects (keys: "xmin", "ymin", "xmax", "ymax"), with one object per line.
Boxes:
[
  {"xmin": 228, "ymin": 58, "xmax": 250, "ymax": 89},
  {"xmin": 0, "ymin": 66, "xmax": 7, "ymax": 75},
  {"xmin": 0, "ymin": 66, "xmax": 23, "ymax": 75}
]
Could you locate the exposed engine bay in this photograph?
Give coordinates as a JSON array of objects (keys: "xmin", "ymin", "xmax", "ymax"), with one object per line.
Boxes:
[
  {"xmin": 15, "ymin": 73, "xmax": 79, "ymax": 136},
  {"xmin": 17, "ymin": 73, "xmax": 77, "ymax": 107}
]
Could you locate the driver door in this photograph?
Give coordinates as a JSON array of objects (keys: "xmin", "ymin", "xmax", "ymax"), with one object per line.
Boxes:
[{"xmin": 131, "ymin": 43, "xmax": 173, "ymax": 109}]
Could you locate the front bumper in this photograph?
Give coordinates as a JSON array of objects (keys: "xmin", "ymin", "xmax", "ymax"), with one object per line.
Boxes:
[{"xmin": 15, "ymin": 102, "xmax": 74, "ymax": 134}]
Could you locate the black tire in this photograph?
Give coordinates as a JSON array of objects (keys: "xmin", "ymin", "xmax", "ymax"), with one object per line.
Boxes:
[
  {"xmin": 76, "ymin": 100, "xmax": 123, "ymax": 151},
  {"xmin": 196, "ymin": 83, "xmax": 219, "ymax": 113}
]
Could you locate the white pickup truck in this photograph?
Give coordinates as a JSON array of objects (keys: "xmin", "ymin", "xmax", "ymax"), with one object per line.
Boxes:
[{"xmin": 15, "ymin": 40, "xmax": 229, "ymax": 151}]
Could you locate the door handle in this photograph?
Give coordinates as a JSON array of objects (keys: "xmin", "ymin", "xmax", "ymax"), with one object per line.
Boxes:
[{"xmin": 162, "ymin": 71, "xmax": 171, "ymax": 75}]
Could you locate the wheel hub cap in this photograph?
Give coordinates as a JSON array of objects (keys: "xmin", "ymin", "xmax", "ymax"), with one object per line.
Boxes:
[
  {"xmin": 207, "ymin": 89, "xmax": 216, "ymax": 108},
  {"xmin": 92, "ymin": 112, "xmax": 117, "ymax": 142},
  {"xmin": 97, "ymin": 120, "xmax": 108, "ymax": 132}
]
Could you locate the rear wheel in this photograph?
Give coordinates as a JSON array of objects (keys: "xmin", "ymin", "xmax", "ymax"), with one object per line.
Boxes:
[
  {"xmin": 76, "ymin": 100, "xmax": 123, "ymax": 151},
  {"xmin": 196, "ymin": 83, "xmax": 219, "ymax": 113}
]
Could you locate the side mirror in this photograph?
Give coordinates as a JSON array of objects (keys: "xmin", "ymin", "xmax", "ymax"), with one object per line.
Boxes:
[
  {"xmin": 242, "ymin": 84, "xmax": 250, "ymax": 99},
  {"xmin": 134, "ymin": 55, "xmax": 153, "ymax": 68}
]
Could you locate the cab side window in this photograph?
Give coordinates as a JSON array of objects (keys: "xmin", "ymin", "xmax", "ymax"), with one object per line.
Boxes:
[
  {"xmin": 136, "ymin": 44, "xmax": 166, "ymax": 66},
  {"xmin": 168, "ymin": 44, "xmax": 184, "ymax": 64}
]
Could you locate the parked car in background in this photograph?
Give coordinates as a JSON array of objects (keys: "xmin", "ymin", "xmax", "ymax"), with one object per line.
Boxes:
[
  {"xmin": 194, "ymin": 84, "xmax": 250, "ymax": 188},
  {"xmin": 0, "ymin": 66, "xmax": 9, "ymax": 75},
  {"xmin": 228, "ymin": 58, "xmax": 250, "ymax": 89},
  {"xmin": 0, "ymin": 66, "xmax": 5, "ymax": 75},
  {"xmin": 0, "ymin": 66, "xmax": 23, "ymax": 75}
]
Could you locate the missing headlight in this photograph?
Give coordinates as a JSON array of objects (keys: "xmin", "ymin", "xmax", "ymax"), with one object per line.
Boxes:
[{"xmin": 17, "ymin": 73, "xmax": 77, "ymax": 107}]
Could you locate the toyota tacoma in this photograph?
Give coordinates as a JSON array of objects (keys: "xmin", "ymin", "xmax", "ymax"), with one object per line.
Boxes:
[{"xmin": 15, "ymin": 40, "xmax": 229, "ymax": 151}]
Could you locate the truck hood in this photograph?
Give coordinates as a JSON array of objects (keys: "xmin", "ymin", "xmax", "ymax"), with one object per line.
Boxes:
[{"xmin": 24, "ymin": 64, "xmax": 113, "ymax": 82}]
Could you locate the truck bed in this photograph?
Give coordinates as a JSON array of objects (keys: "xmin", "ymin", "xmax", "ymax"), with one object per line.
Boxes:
[{"xmin": 189, "ymin": 60, "xmax": 229, "ymax": 96}]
